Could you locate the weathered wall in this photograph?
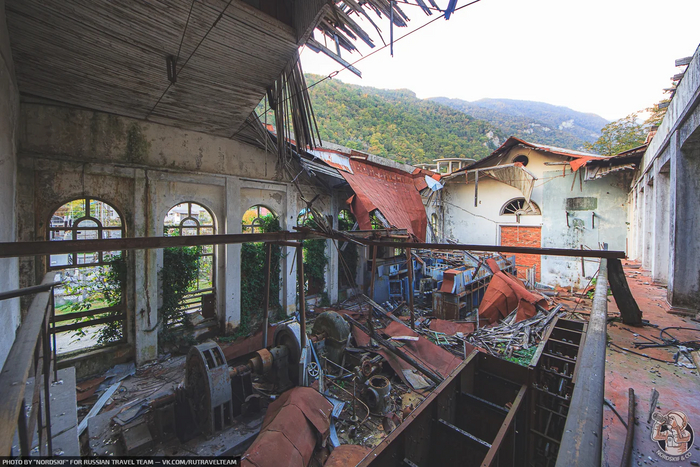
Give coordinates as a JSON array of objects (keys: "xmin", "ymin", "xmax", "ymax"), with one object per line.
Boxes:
[
  {"xmin": 16, "ymin": 103, "xmax": 317, "ymax": 365},
  {"xmin": 0, "ymin": 0, "xmax": 20, "ymax": 369},
  {"xmin": 540, "ymin": 170, "xmax": 631, "ymax": 288},
  {"xmin": 633, "ymin": 43, "xmax": 700, "ymax": 311},
  {"xmin": 440, "ymin": 145, "xmax": 633, "ymax": 288}
]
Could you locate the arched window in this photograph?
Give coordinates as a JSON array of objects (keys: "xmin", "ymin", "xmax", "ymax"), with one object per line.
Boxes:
[
  {"xmin": 48, "ymin": 198, "xmax": 126, "ymax": 353},
  {"xmin": 240, "ymin": 206, "xmax": 283, "ymax": 326},
  {"xmin": 164, "ymin": 202, "xmax": 216, "ymax": 307},
  {"xmin": 430, "ymin": 213, "xmax": 441, "ymax": 242},
  {"xmin": 337, "ymin": 210, "xmax": 358, "ymax": 290},
  {"xmin": 242, "ymin": 205, "xmax": 274, "ymax": 233},
  {"xmin": 500, "ymin": 198, "xmax": 541, "ymax": 216}
]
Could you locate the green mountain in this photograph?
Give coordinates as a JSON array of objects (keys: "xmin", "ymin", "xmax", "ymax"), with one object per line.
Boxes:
[
  {"xmin": 305, "ymin": 74, "xmax": 503, "ymax": 165},
  {"xmin": 429, "ymin": 97, "xmax": 609, "ymax": 151}
]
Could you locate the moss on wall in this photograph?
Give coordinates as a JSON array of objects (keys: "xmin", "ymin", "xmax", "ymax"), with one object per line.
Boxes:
[{"xmin": 125, "ymin": 122, "xmax": 149, "ymax": 163}]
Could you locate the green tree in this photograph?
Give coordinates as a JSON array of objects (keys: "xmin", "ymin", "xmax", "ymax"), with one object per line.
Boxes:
[{"xmin": 585, "ymin": 113, "xmax": 646, "ymax": 156}]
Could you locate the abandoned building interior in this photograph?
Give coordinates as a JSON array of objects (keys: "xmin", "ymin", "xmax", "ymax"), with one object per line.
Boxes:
[{"xmin": 1, "ymin": 1, "xmax": 699, "ymax": 466}]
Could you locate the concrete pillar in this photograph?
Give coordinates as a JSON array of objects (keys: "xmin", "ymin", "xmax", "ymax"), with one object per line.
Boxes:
[
  {"xmin": 634, "ymin": 188, "xmax": 644, "ymax": 261},
  {"xmin": 283, "ymin": 184, "xmax": 297, "ymax": 316},
  {"xmin": 642, "ymin": 179, "xmax": 654, "ymax": 269},
  {"xmin": 133, "ymin": 170, "xmax": 158, "ymax": 364},
  {"xmin": 652, "ymin": 166, "xmax": 670, "ymax": 285},
  {"xmin": 668, "ymin": 136, "xmax": 700, "ymax": 311},
  {"xmin": 327, "ymin": 196, "xmax": 339, "ymax": 304},
  {"xmin": 224, "ymin": 176, "xmax": 242, "ymax": 332}
]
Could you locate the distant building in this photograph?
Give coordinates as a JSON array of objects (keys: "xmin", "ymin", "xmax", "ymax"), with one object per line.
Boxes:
[{"xmin": 429, "ymin": 136, "xmax": 643, "ymax": 287}]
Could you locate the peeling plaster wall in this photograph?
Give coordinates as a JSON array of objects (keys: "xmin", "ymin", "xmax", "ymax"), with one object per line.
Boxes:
[
  {"xmin": 15, "ymin": 103, "xmax": 308, "ymax": 365},
  {"xmin": 540, "ymin": 170, "xmax": 631, "ymax": 288},
  {"xmin": 0, "ymin": 0, "xmax": 20, "ymax": 368}
]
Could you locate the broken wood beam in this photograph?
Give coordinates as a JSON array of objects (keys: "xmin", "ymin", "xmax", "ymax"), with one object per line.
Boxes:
[{"xmin": 607, "ymin": 258, "xmax": 643, "ymax": 326}]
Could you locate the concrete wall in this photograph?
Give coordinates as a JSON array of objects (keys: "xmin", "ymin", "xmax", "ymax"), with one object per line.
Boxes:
[
  {"xmin": 16, "ymin": 103, "xmax": 339, "ymax": 364},
  {"xmin": 540, "ymin": 170, "xmax": 631, "ymax": 287},
  {"xmin": 633, "ymin": 43, "xmax": 700, "ymax": 312},
  {"xmin": 0, "ymin": 0, "xmax": 20, "ymax": 368}
]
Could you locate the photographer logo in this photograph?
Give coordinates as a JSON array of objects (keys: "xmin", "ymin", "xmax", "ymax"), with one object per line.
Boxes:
[{"xmin": 651, "ymin": 410, "xmax": 694, "ymax": 461}]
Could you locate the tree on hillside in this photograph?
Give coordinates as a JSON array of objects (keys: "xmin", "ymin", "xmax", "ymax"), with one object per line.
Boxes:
[{"xmin": 585, "ymin": 113, "xmax": 646, "ymax": 156}]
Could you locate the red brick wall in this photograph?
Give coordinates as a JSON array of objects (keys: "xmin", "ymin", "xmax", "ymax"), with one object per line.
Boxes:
[{"xmin": 500, "ymin": 226, "xmax": 541, "ymax": 281}]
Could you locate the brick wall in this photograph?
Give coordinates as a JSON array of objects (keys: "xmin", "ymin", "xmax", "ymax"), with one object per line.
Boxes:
[{"xmin": 500, "ymin": 226, "xmax": 541, "ymax": 281}]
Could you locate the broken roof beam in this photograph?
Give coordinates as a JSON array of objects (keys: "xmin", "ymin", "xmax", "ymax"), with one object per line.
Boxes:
[
  {"xmin": 307, "ymin": 37, "xmax": 362, "ymax": 77},
  {"xmin": 675, "ymin": 56, "xmax": 692, "ymax": 67}
]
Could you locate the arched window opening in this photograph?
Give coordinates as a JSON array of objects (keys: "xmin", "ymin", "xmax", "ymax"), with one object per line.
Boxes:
[
  {"xmin": 298, "ymin": 209, "xmax": 328, "ymax": 299},
  {"xmin": 513, "ymin": 154, "xmax": 529, "ymax": 166},
  {"xmin": 48, "ymin": 198, "xmax": 126, "ymax": 354},
  {"xmin": 240, "ymin": 206, "xmax": 283, "ymax": 333},
  {"xmin": 500, "ymin": 198, "xmax": 541, "ymax": 216},
  {"xmin": 164, "ymin": 202, "xmax": 216, "ymax": 318},
  {"xmin": 430, "ymin": 213, "xmax": 441, "ymax": 242},
  {"xmin": 338, "ymin": 210, "xmax": 358, "ymax": 291}
]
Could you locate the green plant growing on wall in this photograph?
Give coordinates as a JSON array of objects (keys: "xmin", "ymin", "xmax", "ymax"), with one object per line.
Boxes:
[
  {"xmin": 159, "ymin": 246, "xmax": 201, "ymax": 347},
  {"xmin": 240, "ymin": 214, "xmax": 283, "ymax": 336}
]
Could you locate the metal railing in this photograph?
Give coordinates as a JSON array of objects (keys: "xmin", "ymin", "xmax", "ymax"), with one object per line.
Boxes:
[{"xmin": 0, "ymin": 273, "xmax": 60, "ymax": 456}]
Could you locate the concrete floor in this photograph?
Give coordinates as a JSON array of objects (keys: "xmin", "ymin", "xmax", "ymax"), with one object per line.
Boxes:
[{"xmin": 602, "ymin": 261, "xmax": 700, "ymax": 466}]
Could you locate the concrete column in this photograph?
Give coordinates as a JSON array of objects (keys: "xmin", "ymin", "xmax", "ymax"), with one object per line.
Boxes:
[
  {"xmin": 133, "ymin": 170, "xmax": 158, "ymax": 364},
  {"xmin": 224, "ymin": 176, "xmax": 242, "ymax": 332},
  {"xmin": 642, "ymin": 179, "xmax": 654, "ymax": 269},
  {"xmin": 652, "ymin": 166, "xmax": 670, "ymax": 285},
  {"xmin": 634, "ymin": 187, "xmax": 644, "ymax": 262},
  {"xmin": 327, "ymin": 195, "xmax": 339, "ymax": 304},
  {"xmin": 283, "ymin": 185, "xmax": 297, "ymax": 316},
  {"xmin": 668, "ymin": 135, "xmax": 700, "ymax": 311}
]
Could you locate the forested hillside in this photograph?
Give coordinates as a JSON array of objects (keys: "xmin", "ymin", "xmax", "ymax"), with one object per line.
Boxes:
[
  {"xmin": 305, "ymin": 74, "xmax": 503, "ymax": 165},
  {"xmin": 430, "ymin": 97, "xmax": 608, "ymax": 150}
]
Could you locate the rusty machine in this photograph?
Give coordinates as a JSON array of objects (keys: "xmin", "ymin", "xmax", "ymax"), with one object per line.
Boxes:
[{"xmin": 173, "ymin": 312, "xmax": 351, "ymax": 442}]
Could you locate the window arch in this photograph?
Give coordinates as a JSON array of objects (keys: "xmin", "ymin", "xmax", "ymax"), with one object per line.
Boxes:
[
  {"xmin": 49, "ymin": 198, "xmax": 124, "ymax": 269},
  {"xmin": 242, "ymin": 205, "xmax": 274, "ymax": 233},
  {"xmin": 430, "ymin": 212, "xmax": 441, "ymax": 242},
  {"xmin": 164, "ymin": 202, "xmax": 216, "ymax": 302},
  {"xmin": 337, "ymin": 209, "xmax": 356, "ymax": 231},
  {"xmin": 48, "ymin": 198, "xmax": 126, "ymax": 353},
  {"xmin": 500, "ymin": 198, "xmax": 541, "ymax": 216}
]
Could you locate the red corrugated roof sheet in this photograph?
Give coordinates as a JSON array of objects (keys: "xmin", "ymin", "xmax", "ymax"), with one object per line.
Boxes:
[{"xmin": 341, "ymin": 159, "xmax": 430, "ymax": 241}]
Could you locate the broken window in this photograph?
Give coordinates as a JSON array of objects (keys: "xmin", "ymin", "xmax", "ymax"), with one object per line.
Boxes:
[
  {"xmin": 338, "ymin": 210, "xmax": 358, "ymax": 290},
  {"xmin": 242, "ymin": 205, "xmax": 274, "ymax": 233},
  {"xmin": 500, "ymin": 198, "xmax": 541, "ymax": 216},
  {"xmin": 48, "ymin": 198, "xmax": 126, "ymax": 354},
  {"xmin": 164, "ymin": 202, "xmax": 216, "ymax": 314}
]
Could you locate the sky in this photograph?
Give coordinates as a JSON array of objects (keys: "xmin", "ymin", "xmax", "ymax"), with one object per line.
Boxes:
[{"xmin": 301, "ymin": 0, "xmax": 700, "ymax": 121}]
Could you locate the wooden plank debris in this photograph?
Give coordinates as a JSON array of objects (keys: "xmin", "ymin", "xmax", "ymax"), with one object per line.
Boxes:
[
  {"xmin": 607, "ymin": 258, "xmax": 643, "ymax": 326},
  {"xmin": 77, "ymin": 382, "xmax": 122, "ymax": 437}
]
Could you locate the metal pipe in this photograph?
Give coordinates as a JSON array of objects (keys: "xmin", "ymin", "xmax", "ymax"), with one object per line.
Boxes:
[
  {"xmin": 0, "ymin": 281, "xmax": 62, "ymax": 301},
  {"xmin": 296, "ymin": 245, "xmax": 306, "ymax": 349},
  {"xmin": 406, "ymin": 247, "xmax": 415, "ymax": 330},
  {"xmin": 556, "ymin": 258, "xmax": 608, "ymax": 467}
]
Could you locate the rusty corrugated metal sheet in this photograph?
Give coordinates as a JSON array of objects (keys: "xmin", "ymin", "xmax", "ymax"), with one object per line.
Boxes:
[
  {"xmin": 352, "ymin": 321, "xmax": 465, "ymax": 390},
  {"xmin": 324, "ymin": 445, "xmax": 371, "ymax": 467},
  {"xmin": 341, "ymin": 159, "xmax": 428, "ymax": 241},
  {"xmin": 242, "ymin": 387, "xmax": 333, "ymax": 467},
  {"xmin": 478, "ymin": 271, "xmax": 548, "ymax": 324}
]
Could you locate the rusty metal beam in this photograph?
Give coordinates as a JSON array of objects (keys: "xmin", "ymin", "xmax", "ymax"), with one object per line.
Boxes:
[
  {"xmin": 0, "ymin": 231, "xmax": 317, "ymax": 258},
  {"xmin": 556, "ymin": 258, "xmax": 608, "ymax": 467}
]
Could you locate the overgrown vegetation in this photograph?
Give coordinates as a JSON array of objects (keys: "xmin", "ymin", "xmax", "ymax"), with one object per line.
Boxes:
[
  {"xmin": 63, "ymin": 254, "xmax": 126, "ymax": 345},
  {"xmin": 240, "ymin": 214, "xmax": 283, "ymax": 336},
  {"xmin": 159, "ymin": 246, "xmax": 200, "ymax": 347},
  {"xmin": 299, "ymin": 74, "xmax": 501, "ymax": 164},
  {"xmin": 585, "ymin": 112, "xmax": 647, "ymax": 156},
  {"xmin": 299, "ymin": 214, "xmax": 329, "ymax": 296}
]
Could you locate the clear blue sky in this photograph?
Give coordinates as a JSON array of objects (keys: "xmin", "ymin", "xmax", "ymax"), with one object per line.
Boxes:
[{"xmin": 301, "ymin": 0, "xmax": 700, "ymax": 121}]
